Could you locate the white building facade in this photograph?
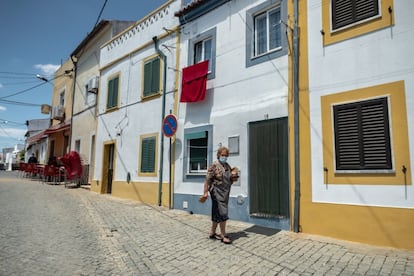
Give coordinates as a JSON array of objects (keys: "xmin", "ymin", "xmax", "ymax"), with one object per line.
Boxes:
[
  {"xmin": 300, "ymin": 0, "xmax": 414, "ymax": 249},
  {"xmin": 70, "ymin": 20, "xmax": 135, "ymax": 184},
  {"xmin": 174, "ymin": 0, "xmax": 291, "ymax": 229},
  {"xmin": 92, "ymin": 0, "xmax": 181, "ymax": 206}
]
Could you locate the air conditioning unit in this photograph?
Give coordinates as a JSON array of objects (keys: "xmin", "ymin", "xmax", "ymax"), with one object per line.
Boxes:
[
  {"xmin": 52, "ymin": 105, "xmax": 65, "ymax": 120},
  {"xmin": 87, "ymin": 76, "xmax": 99, "ymax": 93}
]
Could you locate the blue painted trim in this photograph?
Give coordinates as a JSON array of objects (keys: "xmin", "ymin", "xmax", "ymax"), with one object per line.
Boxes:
[
  {"xmin": 174, "ymin": 193, "xmax": 290, "ymax": 230},
  {"xmin": 179, "ymin": 0, "xmax": 231, "ymax": 24},
  {"xmin": 245, "ymin": 0, "xmax": 288, "ymax": 67},
  {"xmin": 187, "ymin": 27, "xmax": 217, "ymax": 80}
]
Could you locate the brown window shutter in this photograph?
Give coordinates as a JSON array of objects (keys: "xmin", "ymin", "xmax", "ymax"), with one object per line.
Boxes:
[
  {"xmin": 332, "ymin": 0, "xmax": 379, "ymax": 30},
  {"xmin": 334, "ymin": 97, "xmax": 392, "ymax": 171}
]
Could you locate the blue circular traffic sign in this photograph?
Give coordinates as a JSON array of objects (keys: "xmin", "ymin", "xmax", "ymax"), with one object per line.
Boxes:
[{"xmin": 162, "ymin": 114, "xmax": 178, "ymax": 137}]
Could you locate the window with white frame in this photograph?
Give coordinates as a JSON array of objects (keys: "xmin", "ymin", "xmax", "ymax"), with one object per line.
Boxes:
[
  {"xmin": 254, "ymin": 7, "xmax": 281, "ymax": 56},
  {"xmin": 184, "ymin": 126, "xmax": 213, "ymax": 177},
  {"xmin": 194, "ymin": 38, "xmax": 212, "ymax": 73},
  {"xmin": 331, "ymin": 0, "xmax": 379, "ymax": 31},
  {"xmin": 188, "ymin": 28, "xmax": 216, "ymax": 80},
  {"xmin": 246, "ymin": 0, "xmax": 287, "ymax": 67},
  {"xmin": 333, "ymin": 97, "xmax": 392, "ymax": 171}
]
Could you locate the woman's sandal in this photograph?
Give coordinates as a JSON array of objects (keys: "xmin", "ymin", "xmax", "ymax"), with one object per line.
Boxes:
[
  {"xmin": 209, "ymin": 233, "xmax": 221, "ymax": 240},
  {"xmin": 221, "ymin": 236, "xmax": 232, "ymax": 244}
]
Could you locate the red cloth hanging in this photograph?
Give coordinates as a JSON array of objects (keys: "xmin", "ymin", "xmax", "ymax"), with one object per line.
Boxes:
[{"xmin": 180, "ymin": 60, "xmax": 209, "ymax": 103}]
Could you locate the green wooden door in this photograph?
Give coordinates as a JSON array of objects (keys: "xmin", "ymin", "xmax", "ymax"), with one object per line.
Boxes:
[{"xmin": 249, "ymin": 117, "xmax": 289, "ymax": 218}]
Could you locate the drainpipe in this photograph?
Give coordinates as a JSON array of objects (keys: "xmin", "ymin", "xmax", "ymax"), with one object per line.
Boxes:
[
  {"xmin": 69, "ymin": 55, "xmax": 78, "ymax": 152},
  {"xmin": 293, "ymin": 0, "xmax": 301, "ymax": 233},
  {"xmin": 152, "ymin": 36, "xmax": 167, "ymax": 206}
]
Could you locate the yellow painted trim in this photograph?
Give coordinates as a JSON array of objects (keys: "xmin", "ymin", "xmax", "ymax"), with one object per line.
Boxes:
[
  {"xmin": 105, "ymin": 72, "xmax": 121, "ymax": 112},
  {"xmin": 90, "ymin": 179, "xmax": 100, "ymax": 193},
  {"xmin": 100, "ymin": 140, "xmax": 116, "ymax": 194},
  {"xmin": 322, "ymin": 0, "xmax": 394, "ymax": 45},
  {"xmin": 141, "ymin": 54, "xmax": 163, "ymax": 100},
  {"xmin": 168, "ymin": 29, "xmax": 181, "ymax": 208},
  {"xmin": 289, "ymin": 0, "xmax": 311, "ymax": 231},
  {"xmin": 110, "ymin": 180, "xmax": 171, "ymax": 207},
  {"xmin": 321, "ymin": 81, "xmax": 411, "ymax": 185},
  {"xmin": 300, "ymin": 1, "xmax": 414, "ymax": 250},
  {"xmin": 138, "ymin": 132, "xmax": 159, "ymax": 177},
  {"xmin": 301, "ymin": 202, "xmax": 414, "ymax": 250}
]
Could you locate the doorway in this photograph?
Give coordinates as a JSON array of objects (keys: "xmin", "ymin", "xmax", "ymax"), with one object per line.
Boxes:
[
  {"xmin": 248, "ymin": 117, "xmax": 289, "ymax": 218},
  {"xmin": 102, "ymin": 143, "xmax": 115, "ymax": 194}
]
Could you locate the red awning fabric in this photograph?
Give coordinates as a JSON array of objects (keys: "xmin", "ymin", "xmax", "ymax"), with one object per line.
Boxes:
[
  {"xmin": 27, "ymin": 130, "xmax": 47, "ymax": 145},
  {"xmin": 44, "ymin": 122, "xmax": 70, "ymax": 135},
  {"xmin": 180, "ymin": 60, "xmax": 209, "ymax": 103}
]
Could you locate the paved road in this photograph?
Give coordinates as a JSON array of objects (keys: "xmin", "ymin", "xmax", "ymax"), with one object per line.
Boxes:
[{"xmin": 0, "ymin": 171, "xmax": 413, "ymax": 275}]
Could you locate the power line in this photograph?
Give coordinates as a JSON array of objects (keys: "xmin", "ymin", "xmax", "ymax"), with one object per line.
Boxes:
[
  {"xmin": 0, "ymin": 71, "xmax": 35, "ymax": 76},
  {"xmin": 0, "ymin": 71, "xmax": 71, "ymax": 100},
  {"xmin": 94, "ymin": 0, "xmax": 109, "ymax": 27},
  {"xmin": 0, "ymin": 98, "xmax": 42, "ymax": 107},
  {"xmin": 0, "ymin": 82, "xmax": 47, "ymax": 99},
  {"xmin": 0, "ymin": 119, "xmax": 26, "ymax": 125}
]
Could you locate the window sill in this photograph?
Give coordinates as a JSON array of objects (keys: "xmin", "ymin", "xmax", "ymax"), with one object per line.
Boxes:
[
  {"xmin": 335, "ymin": 169, "xmax": 395, "ymax": 174},
  {"xmin": 252, "ymin": 46, "xmax": 282, "ymax": 60},
  {"xmin": 141, "ymin": 92, "xmax": 161, "ymax": 102},
  {"xmin": 105, "ymin": 106, "xmax": 119, "ymax": 113}
]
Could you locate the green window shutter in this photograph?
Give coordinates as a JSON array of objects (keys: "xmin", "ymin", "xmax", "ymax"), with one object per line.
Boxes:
[
  {"xmin": 151, "ymin": 58, "xmax": 160, "ymax": 94},
  {"xmin": 143, "ymin": 57, "xmax": 160, "ymax": 97},
  {"xmin": 107, "ymin": 77, "xmax": 118, "ymax": 109},
  {"xmin": 141, "ymin": 137, "xmax": 156, "ymax": 173},
  {"xmin": 143, "ymin": 62, "xmax": 152, "ymax": 97}
]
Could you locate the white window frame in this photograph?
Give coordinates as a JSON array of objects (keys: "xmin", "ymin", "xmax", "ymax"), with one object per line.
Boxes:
[
  {"xmin": 183, "ymin": 125, "xmax": 213, "ymax": 179},
  {"xmin": 254, "ymin": 6, "xmax": 282, "ymax": 57}
]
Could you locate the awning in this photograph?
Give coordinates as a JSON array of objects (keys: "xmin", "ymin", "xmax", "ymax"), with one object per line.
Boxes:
[
  {"xmin": 180, "ymin": 60, "xmax": 209, "ymax": 103},
  {"xmin": 26, "ymin": 130, "xmax": 47, "ymax": 145},
  {"xmin": 44, "ymin": 122, "xmax": 70, "ymax": 135}
]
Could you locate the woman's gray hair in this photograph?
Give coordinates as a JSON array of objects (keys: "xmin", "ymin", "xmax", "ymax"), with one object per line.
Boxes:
[{"xmin": 216, "ymin": 146, "xmax": 229, "ymax": 159}]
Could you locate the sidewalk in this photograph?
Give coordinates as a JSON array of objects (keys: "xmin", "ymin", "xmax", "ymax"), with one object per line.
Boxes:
[{"xmin": 1, "ymin": 170, "xmax": 414, "ymax": 275}]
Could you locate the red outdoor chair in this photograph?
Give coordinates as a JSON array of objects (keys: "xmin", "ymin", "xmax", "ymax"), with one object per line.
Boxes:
[
  {"xmin": 18, "ymin": 163, "xmax": 28, "ymax": 177},
  {"xmin": 25, "ymin": 163, "xmax": 38, "ymax": 178},
  {"xmin": 41, "ymin": 165, "xmax": 62, "ymax": 185}
]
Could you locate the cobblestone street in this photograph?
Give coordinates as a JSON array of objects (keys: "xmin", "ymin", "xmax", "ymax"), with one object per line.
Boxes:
[{"xmin": 1, "ymin": 171, "xmax": 413, "ymax": 275}]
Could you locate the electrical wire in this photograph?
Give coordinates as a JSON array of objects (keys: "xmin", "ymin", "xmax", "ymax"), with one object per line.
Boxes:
[
  {"xmin": 94, "ymin": 0, "xmax": 109, "ymax": 28},
  {"xmin": 0, "ymin": 71, "xmax": 70, "ymax": 100},
  {"xmin": 0, "ymin": 98, "xmax": 42, "ymax": 107},
  {"xmin": 0, "ymin": 119, "xmax": 25, "ymax": 126},
  {"xmin": 0, "ymin": 82, "xmax": 47, "ymax": 100}
]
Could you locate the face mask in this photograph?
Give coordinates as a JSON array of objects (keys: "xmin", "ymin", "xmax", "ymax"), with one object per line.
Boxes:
[{"xmin": 219, "ymin": 156, "xmax": 228, "ymax": 163}]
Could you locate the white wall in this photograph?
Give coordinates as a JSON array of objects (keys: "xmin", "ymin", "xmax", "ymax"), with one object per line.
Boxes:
[
  {"xmin": 174, "ymin": 0, "xmax": 289, "ymax": 197},
  {"xmin": 94, "ymin": 0, "xmax": 181, "ymax": 182},
  {"xmin": 307, "ymin": 0, "xmax": 414, "ymax": 208}
]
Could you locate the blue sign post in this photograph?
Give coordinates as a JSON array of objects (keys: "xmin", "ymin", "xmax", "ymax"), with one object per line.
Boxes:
[{"xmin": 162, "ymin": 114, "xmax": 178, "ymax": 137}]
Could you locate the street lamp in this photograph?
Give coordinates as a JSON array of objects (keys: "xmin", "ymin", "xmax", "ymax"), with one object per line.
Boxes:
[{"xmin": 36, "ymin": 74, "xmax": 49, "ymax": 82}]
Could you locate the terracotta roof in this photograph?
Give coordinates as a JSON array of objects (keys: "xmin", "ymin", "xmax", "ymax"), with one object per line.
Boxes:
[
  {"xmin": 44, "ymin": 121, "xmax": 70, "ymax": 135},
  {"xmin": 175, "ymin": 0, "xmax": 207, "ymax": 17},
  {"xmin": 26, "ymin": 130, "xmax": 47, "ymax": 145}
]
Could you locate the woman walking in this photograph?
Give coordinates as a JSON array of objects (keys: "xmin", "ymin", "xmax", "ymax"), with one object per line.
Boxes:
[{"xmin": 200, "ymin": 146, "xmax": 239, "ymax": 244}]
